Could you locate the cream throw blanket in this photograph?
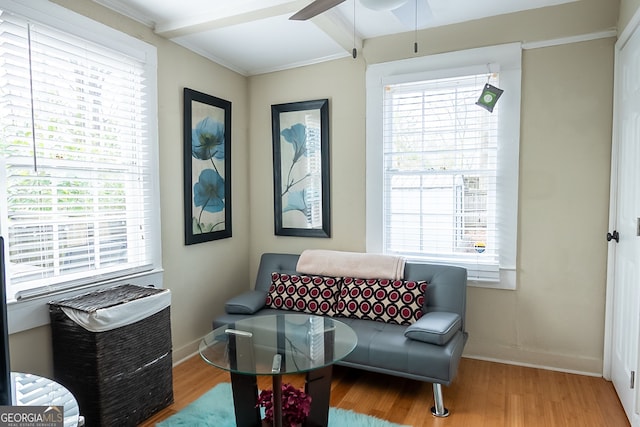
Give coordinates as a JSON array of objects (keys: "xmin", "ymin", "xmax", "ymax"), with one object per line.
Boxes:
[{"xmin": 296, "ymin": 249, "xmax": 406, "ymax": 280}]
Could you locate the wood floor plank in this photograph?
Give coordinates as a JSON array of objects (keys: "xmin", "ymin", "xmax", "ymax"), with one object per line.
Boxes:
[{"xmin": 137, "ymin": 356, "xmax": 629, "ymax": 427}]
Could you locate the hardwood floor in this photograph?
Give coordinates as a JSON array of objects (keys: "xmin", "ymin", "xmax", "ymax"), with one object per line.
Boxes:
[{"xmin": 139, "ymin": 355, "xmax": 629, "ymax": 427}]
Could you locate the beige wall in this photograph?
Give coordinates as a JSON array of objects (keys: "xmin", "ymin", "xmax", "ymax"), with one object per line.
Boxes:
[
  {"xmin": 247, "ymin": 57, "xmax": 368, "ymax": 273},
  {"xmin": 468, "ymin": 38, "xmax": 613, "ymax": 372},
  {"xmin": 248, "ymin": 0, "xmax": 615, "ymax": 374},
  {"xmin": 8, "ymin": 0, "xmax": 250, "ymax": 376},
  {"xmin": 7, "ymin": 0, "xmax": 619, "ymax": 377}
]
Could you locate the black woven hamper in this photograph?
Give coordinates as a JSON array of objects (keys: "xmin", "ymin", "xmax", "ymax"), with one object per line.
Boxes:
[{"xmin": 49, "ymin": 284, "xmax": 173, "ymax": 427}]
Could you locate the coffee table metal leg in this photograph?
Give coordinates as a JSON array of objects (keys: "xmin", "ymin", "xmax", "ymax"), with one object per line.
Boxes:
[
  {"xmin": 230, "ymin": 372, "xmax": 261, "ymax": 427},
  {"xmin": 304, "ymin": 365, "xmax": 332, "ymax": 427}
]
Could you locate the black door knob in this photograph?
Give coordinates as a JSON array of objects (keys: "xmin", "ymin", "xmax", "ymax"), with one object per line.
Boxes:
[{"xmin": 607, "ymin": 230, "xmax": 619, "ymax": 243}]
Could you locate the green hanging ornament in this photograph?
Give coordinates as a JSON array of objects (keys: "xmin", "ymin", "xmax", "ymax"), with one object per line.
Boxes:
[{"xmin": 476, "ymin": 83, "xmax": 503, "ymax": 113}]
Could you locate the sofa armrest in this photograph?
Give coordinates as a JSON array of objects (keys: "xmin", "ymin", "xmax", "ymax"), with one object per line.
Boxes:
[
  {"xmin": 404, "ymin": 311, "xmax": 461, "ymax": 345},
  {"xmin": 225, "ymin": 290, "xmax": 267, "ymax": 314}
]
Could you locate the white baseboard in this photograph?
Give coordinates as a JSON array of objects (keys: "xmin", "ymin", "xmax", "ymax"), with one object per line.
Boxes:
[
  {"xmin": 462, "ymin": 346, "xmax": 603, "ymax": 378},
  {"xmin": 462, "ymin": 354, "xmax": 603, "ymax": 378},
  {"xmin": 171, "ymin": 336, "xmax": 205, "ymax": 366}
]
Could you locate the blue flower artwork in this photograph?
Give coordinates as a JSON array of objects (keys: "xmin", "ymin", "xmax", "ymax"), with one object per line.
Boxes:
[
  {"xmin": 278, "ymin": 120, "xmax": 321, "ymax": 229},
  {"xmin": 281, "ymin": 123, "xmax": 307, "ymax": 165},
  {"xmin": 283, "ymin": 189, "xmax": 307, "ymax": 214},
  {"xmin": 192, "ymin": 116, "xmax": 225, "ymax": 161},
  {"xmin": 281, "ymin": 123, "xmax": 312, "ymax": 198},
  {"xmin": 191, "ymin": 117, "xmax": 226, "ymax": 234},
  {"xmin": 183, "ymin": 88, "xmax": 232, "ymax": 244},
  {"xmin": 193, "ymin": 169, "xmax": 225, "ymax": 212},
  {"xmin": 272, "ymin": 99, "xmax": 330, "ymax": 238}
]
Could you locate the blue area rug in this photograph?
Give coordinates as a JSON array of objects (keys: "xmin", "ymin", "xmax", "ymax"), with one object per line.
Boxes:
[{"xmin": 157, "ymin": 382, "xmax": 410, "ymax": 427}]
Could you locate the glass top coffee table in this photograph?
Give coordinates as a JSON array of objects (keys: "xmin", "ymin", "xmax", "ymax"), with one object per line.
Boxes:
[{"xmin": 199, "ymin": 313, "xmax": 357, "ymax": 427}]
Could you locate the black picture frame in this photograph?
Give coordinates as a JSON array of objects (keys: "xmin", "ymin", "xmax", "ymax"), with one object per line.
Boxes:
[
  {"xmin": 183, "ymin": 88, "xmax": 232, "ymax": 245},
  {"xmin": 271, "ymin": 99, "xmax": 330, "ymax": 238}
]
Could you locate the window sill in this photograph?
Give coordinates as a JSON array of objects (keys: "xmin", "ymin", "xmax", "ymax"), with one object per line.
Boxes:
[
  {"xmin": 403, "ymin": 256, "xmax": 516, "ymax": 290},
  {"xmin": 468, "ymin": 268, "xmax": 516, "ymax": 290},
  {"xmin": 7, "ymin": 268, "xmax": 164, "ymax": 334}
]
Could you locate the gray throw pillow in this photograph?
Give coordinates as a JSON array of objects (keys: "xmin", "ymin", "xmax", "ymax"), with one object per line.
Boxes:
[{"xmin": 225, "ymin": 290, "xmax": 268, "ymax": 314}]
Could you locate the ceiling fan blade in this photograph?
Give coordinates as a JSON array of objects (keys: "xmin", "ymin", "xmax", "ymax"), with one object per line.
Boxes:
[{"xmin": 290, "ymin": 0, "xmax": 347, "ymax": 20}]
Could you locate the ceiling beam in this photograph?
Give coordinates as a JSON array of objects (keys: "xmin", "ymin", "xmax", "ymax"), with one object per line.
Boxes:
[
  {"xmin": 154, "ymin": 0, "xmax": 311, "ymax": 38},
  {"xmin": 310, "ymin": 8, "xmax": 363, "ymax": 56}
]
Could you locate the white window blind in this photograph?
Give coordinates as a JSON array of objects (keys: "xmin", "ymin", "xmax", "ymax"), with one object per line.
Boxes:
[
  {"xmin": 383, "ymin": 74, "xmax": 500, "ymax": 278},
  {"xmin": 0, "ymin": 6, "xmax": 160, "ymax": 302},
  {"xmin": 366, "ymin": 44, "xmax": 521, "ymax": 289}
]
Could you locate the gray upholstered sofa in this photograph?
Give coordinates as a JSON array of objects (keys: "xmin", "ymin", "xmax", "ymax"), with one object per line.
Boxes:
[{"xmin": 213, "ymin": 252, "xmax": 468, "ymax": 416}]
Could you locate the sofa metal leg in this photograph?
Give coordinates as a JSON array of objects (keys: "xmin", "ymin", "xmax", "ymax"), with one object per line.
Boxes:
[{"xmin": 430, "ymin": 383, "xmax": 450, "ymax": 417}]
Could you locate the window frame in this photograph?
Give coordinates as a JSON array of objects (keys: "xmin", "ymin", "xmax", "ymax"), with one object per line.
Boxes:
[
  {"xmin": 365, "ymin": 43, "xmax": 521, "ymax": 290},
  {"xmin": 1, "ymin": 0, "xmax": 162, "ymax": 333}
]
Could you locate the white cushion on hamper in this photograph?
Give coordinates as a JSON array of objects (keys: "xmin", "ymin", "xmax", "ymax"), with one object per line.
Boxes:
[{"xmin": 61, "ymin": 289, "xmax": 171, "ymax": 333}]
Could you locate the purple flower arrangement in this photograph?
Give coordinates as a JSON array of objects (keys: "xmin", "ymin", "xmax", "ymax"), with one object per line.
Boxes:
[{"xmin": 257, "ymin": 383, "xmax": 312, "ymax": 427}]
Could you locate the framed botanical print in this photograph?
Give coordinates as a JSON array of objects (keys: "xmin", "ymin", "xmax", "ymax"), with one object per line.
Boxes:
[
  {"xmin": 183, "ymin": 88, "xmax": 232, "ymax": 244},
  {"xmin": 271, "ymin": 99, "xmax": 330, "ymax": 238}
]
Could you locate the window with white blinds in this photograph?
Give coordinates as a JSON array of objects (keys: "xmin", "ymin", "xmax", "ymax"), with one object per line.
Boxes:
[
  {"xmin": 0, "ymin": 2, "xmax": 161, "ymax": 302},
  {"xmin": 366, "ymin": 44, "xmax": 521, "ymax": 288},
  {"xmin": 383, "ymin": 73, "xmax": 500, "ymax": 268}
]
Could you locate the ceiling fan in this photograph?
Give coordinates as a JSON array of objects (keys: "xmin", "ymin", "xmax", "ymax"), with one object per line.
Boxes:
[{"xmin": 290, "ymin": 0, "xmax": 409, "ymax": 20}]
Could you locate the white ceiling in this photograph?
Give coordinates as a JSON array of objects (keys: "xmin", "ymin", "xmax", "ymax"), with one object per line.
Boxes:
[{"xmin": 93, "ymin": 0, "xmax": 577, "ymax": 76}]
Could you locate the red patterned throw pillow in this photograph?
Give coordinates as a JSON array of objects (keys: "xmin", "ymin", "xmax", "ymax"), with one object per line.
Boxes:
[
  {"xmin": 265, "ymin": 272, "xmax": 341, "ymax": 316},
  {"xmin": 334, "ymin": 278, "xmax": 428, "ymax": 325}
]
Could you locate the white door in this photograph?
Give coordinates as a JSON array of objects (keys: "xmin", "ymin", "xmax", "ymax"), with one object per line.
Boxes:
[{"xmin": 608, "ymin": 20, "xmax": 640, "ymax": 427}]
